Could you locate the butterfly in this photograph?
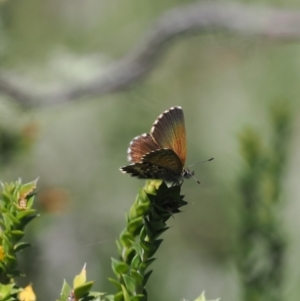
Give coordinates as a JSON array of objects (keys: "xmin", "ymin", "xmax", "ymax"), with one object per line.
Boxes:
[{"xmin": 120, "ymin": 106, "xmax": 213, "ymax": 184}]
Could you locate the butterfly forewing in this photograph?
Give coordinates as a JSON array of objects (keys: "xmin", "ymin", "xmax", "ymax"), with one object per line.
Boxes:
[
  {"xmin": 127, "ymin": 134, "xmax": 159, "ymax": 163},
  {"xmin": 151, "ymin": 106, "xmax": 186, "ymax": 166}
]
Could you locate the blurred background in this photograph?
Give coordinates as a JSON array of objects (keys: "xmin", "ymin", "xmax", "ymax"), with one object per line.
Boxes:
[{"xmin": 0, "ymin": 0, "xmax": 300, "ymax": 300}]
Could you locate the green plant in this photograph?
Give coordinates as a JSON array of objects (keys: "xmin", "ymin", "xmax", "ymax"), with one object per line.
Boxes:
[
  {"xmin": 107, "ymin": 180, "xmax": 187, "ymax": 301},
  {"xmin": 0, "ymin": 179, "xmax": 218, "ymax": 301},
  {"xmin": 0, "ymin": 179, "xmax": 38, "ymax": 300}
]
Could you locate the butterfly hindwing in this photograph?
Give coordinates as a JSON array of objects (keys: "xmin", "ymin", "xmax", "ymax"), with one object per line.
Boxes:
[
  {"xmin": 150, "ymin": 106, "xmax": 186, "ymax": 166},
  {"xmin": 142, "ymin": 149, "xmax": 183, "ymax": 175},
  {"xmin": 120, "ymin": 149, "xmax": 183, "ymax": 181},
  {"xmin": 120, "ymin": 162, "xmax": 168, "ymax": 179}
]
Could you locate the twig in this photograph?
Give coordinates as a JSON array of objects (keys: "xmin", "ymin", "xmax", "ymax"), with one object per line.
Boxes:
[{"xmin": 1, "ymin": 2, "xmax": 300, "ymax": 107}]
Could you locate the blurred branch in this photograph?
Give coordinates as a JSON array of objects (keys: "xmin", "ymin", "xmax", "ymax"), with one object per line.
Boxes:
[{"xmin": 2, "ymin": 2, "xmax": 300, "ymax": 107}]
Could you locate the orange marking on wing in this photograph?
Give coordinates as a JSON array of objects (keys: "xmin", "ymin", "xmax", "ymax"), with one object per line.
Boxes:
[
  {"xmin": 127, "ymin": 134, "xmax": 159, "ymax": 163},
  {"xmin": 151, "ymin": 107, "xmax": 186, "ymax": 166}
]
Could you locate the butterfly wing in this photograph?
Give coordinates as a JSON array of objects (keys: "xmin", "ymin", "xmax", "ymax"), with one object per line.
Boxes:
[
  {"xmin": 120, "ymin": 162, "xmax": 154, "ymax": 179},
  {"xmin": 142, "ymin": 149, "xmax": 183, "ymax": 175},
  {"xmin": 127, "ymin": 134, "xmax": 159, "ymax": 163},
  {"xmin": 150, "ymin": 106, "xmax": 186, "ymax": 166},
  {"xmin": 120, "ymin": 149, "xmax": 183, "ymax": 180}
]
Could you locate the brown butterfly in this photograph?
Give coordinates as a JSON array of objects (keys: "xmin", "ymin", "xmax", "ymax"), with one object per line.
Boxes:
[{"xmin": 120, "ymin": 106, "xmax": 213, "ymax": 184}]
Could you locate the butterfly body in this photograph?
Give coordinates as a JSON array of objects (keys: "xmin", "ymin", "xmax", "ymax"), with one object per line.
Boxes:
[{"xmin": 120, "ymin": 106, "xmax": 196, "ymax": 183}]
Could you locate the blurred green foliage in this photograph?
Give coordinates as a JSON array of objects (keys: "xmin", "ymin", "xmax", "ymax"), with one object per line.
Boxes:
[{"xmin": 238, "ymin": 100, "xmax": 293, "ymax": 301}]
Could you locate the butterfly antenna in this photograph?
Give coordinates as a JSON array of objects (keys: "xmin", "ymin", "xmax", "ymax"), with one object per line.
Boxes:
[
  {"xmin": 192, "ymin": 174, "xmax": 201, "ymax": 185},
  {"xmin": 187, "ymin": 157, "xmax": 214, "ymax": 168}
]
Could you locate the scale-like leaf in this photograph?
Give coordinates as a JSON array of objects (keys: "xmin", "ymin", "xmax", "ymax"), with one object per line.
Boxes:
[
  {"xmin": 60, "ymin": 279, "xmax": 72, "ymax": 301},
  {"xmin": 14, "ymin": 242, "xmax": 31, "ymax": 252},
  {"xmin": 111, "ymin": 258, "xmax": 129, "ymax": 275},
  {"xmin": 123, "ymin": 274, "xmax": 136, "ymax": 295}
]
